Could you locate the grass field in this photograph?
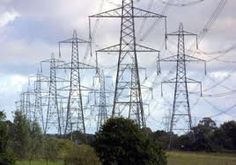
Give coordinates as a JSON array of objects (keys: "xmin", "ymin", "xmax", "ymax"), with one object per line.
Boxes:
[
  {"xmin": 16, "ymin": 160, "xmax": 63, "ymax": 165},
  {"xmin": 16, "ymin": 152, "xmax": 236, "ymax": 165},
  {"xmin": 167, "ymin": 152, "xmax": 236, "ymax": 165}
]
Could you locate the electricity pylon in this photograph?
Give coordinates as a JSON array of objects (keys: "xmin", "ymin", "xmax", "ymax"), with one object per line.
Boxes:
[
  {"xmin": 34, "ymin": 71, "xmax": 44, "ymax": 131},
  {"xmin": 41, "ymin": 54, "xmax": 65, "ymax": 135},
  {"xmin": 20, "ymin": 90, "xmax": 34, "ymax": 121},
  {"xmin": 58, "ymin": 31, "xmax": 96, "ymax": 135},
  {"xmin": 158, "ymin": 23, "xmax": 206, "ymax": 149},
  {"xmin": 92, "ymin": 69, "xmax": 113, "ymax": 131},
  {"xmin": 90, "ymin": 0, "xmax": 166, "ymax": 127}
]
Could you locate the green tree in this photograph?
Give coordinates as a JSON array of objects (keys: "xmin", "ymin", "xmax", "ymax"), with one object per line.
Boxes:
[
  {"xmin": 0, "ymin": 111, "xmax": 8, "ymax": 153},
  {"xmin": 44, "ymin": 137, "xmax": 60, "ymax": 162},
  {"xmin": 192, "ymin": 117, "xmax": 217, "ymax": 151},
  {"xmin": 94, "ymin": 118, "xmax": 166, "ymax": 165},
  {"xmin": 220, "ymin": 121, "xmax": 236, "ymax": 150},
  {"xmin": 28, "ymin": 121, "xmax": 43, "ymax": 161},
  {"xmin": 63, "ymin": 143, "xmax": 101, "ymax": 165},
  {"xmin": 153, "ymin": 131, "xmax": 178, "ymax": 150},
  {"xmin": 0, "ymin": 111, "xmax": 15, "ymax": 165},
  {"xmin": 11, "ymin": 111, "xmax": 31, "ymax": 159}
]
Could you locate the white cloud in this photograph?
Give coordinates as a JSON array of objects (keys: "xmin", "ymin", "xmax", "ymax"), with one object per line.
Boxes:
[
  {"xmin": 0, "ymin": 74, "xmax": 27, "ymax": 93},
  {"xmin": 0, "ymin": 10, "xmax": 19, "ymax": 28}
]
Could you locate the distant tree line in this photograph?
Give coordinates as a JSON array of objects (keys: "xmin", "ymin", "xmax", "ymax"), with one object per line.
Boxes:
[
  {"xmin": 1, "ymin": 110, "xmax": 235, "ymax": 165},
  {"xmin": 0, "ymin": 111, "xmax": 100, "ymax": 165},
  {"xmin": 153, "ymin": 117, "xmax": 236, "ymax": 152},
  {"xmin": 0, "ymin": 111, "xmax": 167, "ymax": 165}
]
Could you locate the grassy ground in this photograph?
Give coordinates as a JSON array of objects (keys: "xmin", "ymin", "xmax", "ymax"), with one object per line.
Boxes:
[
  {"xmin": 167, "ymin": 152, "xmax": 236, "ymax": 165},
  {"xmin": 16, "ymin": 160, "xmax": 63, "ymax": 165},
  {"xmin": 16, "ymin": 152, "xmax": 236, "ymax": 165}
]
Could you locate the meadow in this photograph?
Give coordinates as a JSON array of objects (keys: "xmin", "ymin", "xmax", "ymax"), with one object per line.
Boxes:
[
  {"xmin": 167, "ymin": 152, "xmax": 236, "ymax": 165},
  {"xmin": 16, "ymin": 152, "xmax": 236, "ymax": 165}
]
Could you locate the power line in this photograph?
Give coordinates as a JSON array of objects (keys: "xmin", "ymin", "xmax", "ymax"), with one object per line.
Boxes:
[
  {"xmin": 161, "ymin": 0, "xmax": 205, "ymax": 7},
  {"xmin": 202, "ymin": 98, "xmax": 236, "ymax": 118}
]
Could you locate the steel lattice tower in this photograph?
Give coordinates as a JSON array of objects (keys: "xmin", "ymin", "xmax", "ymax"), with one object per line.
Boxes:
[
  {"xmin": 44, "ymin": 55, "xmax": 62, "ymax": 135},
  {"xmin": 66, "ymin": 31, "xmax": 85, "ymax": 134},
  {"xmin": 34, "ymin": 71, "xmax": 44, "ymax": 131},
  {"xmin": 90, "ymin": 0, "xmax": 166, "ymax": 127},
  {"xmin": 159, "ymin": 23, "xmax": 206, "ymax": 149},
  {"xmin": 96, "ymin": 70, "xmax": 108, "ymax": 131},
  {"xmin": 58, "ymin": 31, "xmax": 96, "ymax": 135}
]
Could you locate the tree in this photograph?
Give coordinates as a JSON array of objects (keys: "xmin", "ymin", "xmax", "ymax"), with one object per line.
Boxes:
[
  {"xmin": 94, "ymin": 118, "xmax": 166, "ymax": 165},
  {"xmin": 192, "ymin": 117, "xmax": 217, "ymax": 151},
  {"xmin": 220, "ymin": 121, "xmax": 236, "ymax": 150},
  {"xmin": 0, "ymin": 111, "xmax": 8, "ymax": 153},
  {"xmin": 28, "ymin": 121, "xmax": 44, "ymax": 161},
  {"xmin": 42, "ymin": 137, "xmax": 101, "ymax": 165},
  {"xmin": 11, "ymin": 111, "xmax": 31, "ymax": 159},
  {"xmin": 43, "ymin": 137, "xmax": 60, "ymax": 162},
  {"xmin": 63, "ymin": 144, "xmax": 101, "ymax": 165},
  {"xmin": 0, "ymin": 111, "xmax": 15, "ymax": 165}
]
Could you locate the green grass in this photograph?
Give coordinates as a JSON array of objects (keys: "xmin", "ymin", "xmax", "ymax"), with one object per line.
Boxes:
[
  {"xmin": 167, "ymin": 152, "xmax": 236, "ymax": 165},
  {"xmin": 16, "ymin": 152, "xmax": 236, "ymax": 165},
  {"xmin": 16, "ymin": 160, "xmax": 63, "ymax": 165}
]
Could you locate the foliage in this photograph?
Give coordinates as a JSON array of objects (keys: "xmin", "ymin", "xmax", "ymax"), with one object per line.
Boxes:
[
  {"xmin": 64, "ymin": 144, "xmax": 101, "ymax": 165},
  {"xmin": 28, "ymin": 121, "xmax": 44, "ymax": 160},
  {"xmin": 0, "ymin": 111, "xmax": 8, "ymax": 153},
  {"xmin": 0, "ymin": 111, "xmax": 16, "ymax": 165},
  {"xmin": 43, "ymin": 137, "xmax": 60, "ymax": 161},
  {"xmin": 10, "ymin": 111, "xmax": 31, "ymax": 159},
  {"xmin": 153, "ymin": 131, "xmax": 179, "ymax": 150},
  {"xmin": 94, "ymin": 117, "xmax": 167, "ymax": 165},
  {"xmin": 153, "ymin": 118, "xmax": 236, "ymax": 152},
  {"xmin": 220, "ymin": 121, "xmax": 236, "ymax": 150},
  {"xmin": 191, "ymin": 118, "xmax": 217, "ymax": 151},
  {"xmin": 65, "ymin": 131, "xmax": 87, "ymax": 144},
  {"xmin": 43, "ymin": 137, "xmax": 101, "ymax": 165}
]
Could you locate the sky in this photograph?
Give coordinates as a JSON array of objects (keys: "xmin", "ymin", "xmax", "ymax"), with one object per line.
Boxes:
[{"xmin": 0, "ymin": 0, "xmax": 235, "ymax": 133}]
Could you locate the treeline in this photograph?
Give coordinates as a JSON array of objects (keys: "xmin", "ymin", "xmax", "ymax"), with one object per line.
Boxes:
[
  {"xmin": 1, "ymin": 110, "xmax": 236, "ymax": 165},
  {"xmin": 0, "ymin": 111, "xmax": 100, "ymax": 165},
  {"xmin": 153, "ymin": 117, "xmax": 236, "ymax": 152},
  {"xmin": 0, "ymin": 112, "xmax": 167, "ymax": 165}
]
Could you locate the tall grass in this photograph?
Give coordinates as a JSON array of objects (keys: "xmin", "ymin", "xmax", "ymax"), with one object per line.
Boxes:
[
  {"xmin": 167, "ymin": 152, "xmax": 236, "ymax": 165},
  {"xmin": 16, "ymin": 160, "xmax": 63, "ymax": 165},
  {"xmin": 16, "ymin": 152, "xmax": 236, "ymax": 165}
]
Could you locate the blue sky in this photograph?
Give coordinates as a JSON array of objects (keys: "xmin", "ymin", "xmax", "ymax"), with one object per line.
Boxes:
[{"xmin": 0, "ymin": 0, "xmax": 235, "ymax": 133}]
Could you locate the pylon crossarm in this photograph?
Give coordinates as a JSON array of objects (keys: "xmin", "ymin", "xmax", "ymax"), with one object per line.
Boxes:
[
  {"xmin": 185, "ymin": 54, "xmax": 207, "ymax": 75},
  {"xmin": 159, "ymin": 54, "xmax": 205, "ymax": 62},
  {"xmin": 166, "ymin": 30, "xmax": 197, "ymax": 36},
  {"xmin": 161, "ymin": 78, "xmax": 176, "ymax": 97},
  {"xmin": 56, "ymin": 62, "xmax": 97, "ymax": 70},
  {"xmin": 185, "ymin": 54, "xmax": 205, "ymax": 62},
  {"xmin": 90, "ymin": 7, "xmax": 122, "ymax": 18},
  {"xmin": 133, "ymin": 7, "xmax": 166, "ymax": 18},
  {"xmin": 136, "ymin": 44, "xmax": 160, "ymax": 52},
  {"xmin": 90, "ymin": 7, "xmax": 166, "ymax": 19},
  {"xmin": 79, "ymin": 62, "xmax": 97, "ymax": 70},
  {"xmin": 162, "ymin": 78, "xmax": 176, "ymax": 84},
  {"xmin": 96, "ymin": 44, "xmax": 160, "ymax": 53},
  {"xmin": 57, "ymin": 85, "xmax": 95, "ymax": 92},
  {"xmin": 59, "ymin": 37, "xmax": 90, "ymax": 44},
  {"xmin": 92, "ymin": 91, "xmax": 113, "ymax": 94},
  {"xmin": 187, "ymin": 78, "xmax": 203, "ymax": 96},
  {"xmin": 140, "ymin": 84, "xmax": 152, "ymax": 90},
  {"xmin": 40, "ymin": 58, "xmax": 65, "ymax": 64},
  {"xmin": 159, "ymin": 55, "xmax": 178, "ymax": 62}
]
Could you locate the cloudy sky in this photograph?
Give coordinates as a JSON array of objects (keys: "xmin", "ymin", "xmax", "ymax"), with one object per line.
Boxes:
[{"xmin": 0, "ymin": 0, "xmax": 235, "ymax": 132}]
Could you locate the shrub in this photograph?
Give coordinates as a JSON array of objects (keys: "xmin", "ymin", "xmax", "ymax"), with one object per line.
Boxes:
[{"xmin": 94, "ymin": 118, "xmax": 167, "ymax": 165}]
